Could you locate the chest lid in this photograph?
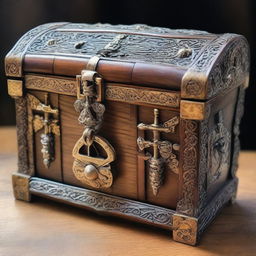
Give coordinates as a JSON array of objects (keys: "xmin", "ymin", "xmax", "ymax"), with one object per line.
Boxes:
[{"xmin": 5, "ymin": 22, "xmax": 249, "ymax": 100}]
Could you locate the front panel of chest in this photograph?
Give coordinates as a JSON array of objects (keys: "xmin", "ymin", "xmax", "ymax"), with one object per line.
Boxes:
[{"xmin": 25, "ymin": 78, "xmax": 181, "ymax": 209}]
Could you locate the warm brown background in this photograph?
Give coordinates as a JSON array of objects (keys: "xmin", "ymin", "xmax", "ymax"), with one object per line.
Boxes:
[{"xmin": 0, "ymin": 0, "xmax": 255, "ymax": 149}]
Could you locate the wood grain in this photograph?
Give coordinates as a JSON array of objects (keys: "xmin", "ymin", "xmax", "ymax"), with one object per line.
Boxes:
[
  {"xmin": 59, "ymin": 95, "xmax": 138, "ymax": 199},
  {"xmin": 0, "ymin": 127, "xmax": 256, "ymax": 255}
]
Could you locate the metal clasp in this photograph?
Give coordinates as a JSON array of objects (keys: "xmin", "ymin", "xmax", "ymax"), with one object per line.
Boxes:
[{"xmin": 76, "ymin": 70, "xmax": 103, "ymax": 102}]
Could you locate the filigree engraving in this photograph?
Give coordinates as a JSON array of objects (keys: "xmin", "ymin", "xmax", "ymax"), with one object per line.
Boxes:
[
  {"xmin": 181, "ymin": 34, "xmax": 249, "ymax": 99},
  {"xmin": 106, "ymin": 86, "xmax": 180, "ymax": 108},
  {"xmin": 173, "ymin": 215, "xmax": 198, "ymax": 245},
  {"xmin": 208, "ymin": 38, "xmax": 249, "ymax": 98},
  {"xmin": 15, "ymin": 97, "xmax": 29, "ymax": 174},
  {"xmin": 29, "ymin": 177, "xmax": 174, "ymax": 227},
  {"xmin": 25, "ymin": 75, "xmax": 180, "ymax": 108},
  {"xmin": 177, "ymin": 120, "xmax": 198, "ymax": 216},
  {"xmin": 137, "ymin": 109, "xmax": 179, "ymax": 196},
  {"xmin": 25, "ymin": 75, "xmax": 77, "ymax": 95},
  {"xmin": 5, "ymin": 22, "xmax": 67, "ymax": 77},
  {"xmin": 208, "ymin": 110, "xmax": 231, "ymax": 185},
  {"xmin": 27, "ymin": 30, "xmax": 209, "ymax": 67}
]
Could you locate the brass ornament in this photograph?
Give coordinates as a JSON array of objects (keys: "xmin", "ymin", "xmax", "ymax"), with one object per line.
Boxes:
[
  {"xmin": 72, "ymin": 134, "xmax": 115, "ymax": 188},
  {"xmin": 72, "ymin": 57, "xmax": 115, "ymax": 189},
  {"xmin": 173, "ymin": 214, "xmax": 198, "ymax": 245},
  {"xmin": 7, "ymin": 79, "xmax": 23, "ymax": 97},
  {"xmin": 180, "ymin": 100, "xmax": 207, "ymax": 120},
  {"xmin": 27, "ymin": 93, "xmax": 60, "ymax": 168},
  {"xmin": 12, "ymin": 173, "xmax": 31, "ymax": 202},
  {"xmin": 137, "ymin": 109, "xmax": 179, "ymax": 196}
]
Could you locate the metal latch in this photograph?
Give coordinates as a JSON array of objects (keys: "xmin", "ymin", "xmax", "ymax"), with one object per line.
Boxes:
[{"xmin": 72, "ymin": 56, "xmax": 115, "ymax": 189}]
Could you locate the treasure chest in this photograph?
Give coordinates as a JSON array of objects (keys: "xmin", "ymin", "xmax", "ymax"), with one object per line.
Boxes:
[{"xmin": 5, "ymin": 23, "xmax": 249, "ymax": 245}]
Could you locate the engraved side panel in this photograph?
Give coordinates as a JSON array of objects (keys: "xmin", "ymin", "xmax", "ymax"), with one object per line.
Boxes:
[
  {"xmin": 206, "ymin": 88, "xmax": 239, "ymax": 199},
  {"xmin": 60, "ymin": 95, "xmax": 138, "ymax": 199}
]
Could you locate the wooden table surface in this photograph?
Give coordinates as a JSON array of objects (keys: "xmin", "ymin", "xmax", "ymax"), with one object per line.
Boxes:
[{"xmin": 0, "ymin": 127, "xmax": 256, "ymax": 256}]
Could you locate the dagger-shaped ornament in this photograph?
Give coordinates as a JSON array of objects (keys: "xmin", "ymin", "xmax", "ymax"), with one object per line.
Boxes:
[
  {"xmin": 28, "ymin": 93, "xmax": 60, "ymax": 168},
  {"xmin": 137, "ymin": 109, "xmax": 179, "ymax": 196}
]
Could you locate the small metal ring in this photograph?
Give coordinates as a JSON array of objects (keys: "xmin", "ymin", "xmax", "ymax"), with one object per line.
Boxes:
[{"xmin": 83, "ymin": 128, "xmax": 94, "ymax": 146}]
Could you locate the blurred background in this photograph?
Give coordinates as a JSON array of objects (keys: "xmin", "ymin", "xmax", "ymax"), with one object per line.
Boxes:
[{"xmin": 0, "ymin": 0, "xmax": 255, "ymax": 149}]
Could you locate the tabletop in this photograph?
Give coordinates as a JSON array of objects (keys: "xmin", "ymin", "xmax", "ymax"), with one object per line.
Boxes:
[{"xmin": 0, "ymin": 127, "xmax": 255, "ymax": 256}]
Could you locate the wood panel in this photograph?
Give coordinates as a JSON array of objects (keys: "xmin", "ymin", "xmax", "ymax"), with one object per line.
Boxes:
[
  {"xmin": 138, "ymin": 106, "xmax": 180, "ymax": 209},
  {"xmin": 60, "ymin": 95, "xmax": 138, "ymax": 199}
]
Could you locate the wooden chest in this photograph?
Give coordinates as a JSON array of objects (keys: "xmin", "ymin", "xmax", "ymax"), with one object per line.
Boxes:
[{"xmin": 5, "ymin": 23, "xmax": 249, "ymax": 245}]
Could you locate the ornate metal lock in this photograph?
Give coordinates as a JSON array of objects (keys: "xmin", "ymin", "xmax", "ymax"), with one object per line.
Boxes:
[{"xmin": 72, "ymin": 56, "xmax": 115, "ymax": 189}]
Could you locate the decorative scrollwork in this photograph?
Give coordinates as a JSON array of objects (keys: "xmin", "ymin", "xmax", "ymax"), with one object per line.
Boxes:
[
  {"xmin": 26, "ymin": 30, "xmax": 209, "ymax": 67},
  {"xmin": 29, "ymin": 177, "xmax": 174, "ymax": 227},
  {"xmin": 181, "ymin": 34, "xmax": 249, "ymax": 99},
  {"xmin": 208, "ymin": 39, "xmax": 249, "ymax": 98},
  {"xmin": 176, "ymin": 120, "xmax": 198, "ymax": 216}
]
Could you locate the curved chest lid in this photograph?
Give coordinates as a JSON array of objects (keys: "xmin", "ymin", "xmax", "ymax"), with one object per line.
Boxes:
[{"xmin": 5, "ymin": 22, "xmax": 249, "ymax": 100}]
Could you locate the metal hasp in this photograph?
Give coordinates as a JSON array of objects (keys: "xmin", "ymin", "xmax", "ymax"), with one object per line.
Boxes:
[
  {"xmin": 72, "ymin": 56, "xmax": 115, "ymax": 189},
  {"xmin": 27, "ymin": 93, "xmax": 60, "ymax": 168},
  {"xmin": 137, "ymin": 109, "xmax": 180, "ymax": 196}
]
